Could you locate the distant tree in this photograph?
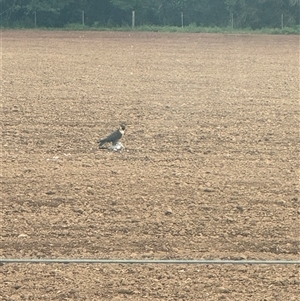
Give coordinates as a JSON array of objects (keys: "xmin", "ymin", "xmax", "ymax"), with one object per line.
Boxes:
[
  {"xmin": 0, "ymin": 0, "xmax": 299, "ymax": 28},
  {"xmin": 84, "ymin": 0, "xmax": 113, "ymax": 26},
  {"xmin": 0, "ymin": 0, "xmax": 24, "ymax": 26},
  {"xmin": 0, "ymin": 0, "xmax": 74, "ymax": 27},
  {"xmin": 110, "ymin": 0, "xmax": 162, "ymax": 25},
  {"xmin": 24, "ymin": 0, "xmax": 73, "ymax": 26}
]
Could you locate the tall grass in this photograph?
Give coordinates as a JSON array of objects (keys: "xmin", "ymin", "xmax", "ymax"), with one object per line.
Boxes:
[
  {"xmin": 64, "ymin": 23, "xmax": 300, "ymax": 34},
  {"xmin": 2, "ymin": 22, "xmax": 299, "ymax": 34}
]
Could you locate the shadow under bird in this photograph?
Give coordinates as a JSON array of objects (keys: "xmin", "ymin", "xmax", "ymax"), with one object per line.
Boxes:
[{"xmin": 99, "ymin": 124, "xmax": 126, "ymax": 147}]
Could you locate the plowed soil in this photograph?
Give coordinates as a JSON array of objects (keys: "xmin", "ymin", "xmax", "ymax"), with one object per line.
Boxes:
[{"xmin": 1, "ymin": 30, "xmax": 299, "ymax": 300}]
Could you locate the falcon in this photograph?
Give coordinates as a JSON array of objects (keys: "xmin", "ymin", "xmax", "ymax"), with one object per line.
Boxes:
[{"xmin": 99, "ymin": 124, "xmax": 125, "ymax": 147}]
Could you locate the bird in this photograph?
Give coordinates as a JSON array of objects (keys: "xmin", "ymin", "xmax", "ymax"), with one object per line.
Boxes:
[{"xmin": 99, "ymin": 124, "xmax": 126, "ymax": 147}]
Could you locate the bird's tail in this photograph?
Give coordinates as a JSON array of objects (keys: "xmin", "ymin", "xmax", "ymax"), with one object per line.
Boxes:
[{"xmin": 99, "ymin": 139, "xmax": 107, "ymax": 147}]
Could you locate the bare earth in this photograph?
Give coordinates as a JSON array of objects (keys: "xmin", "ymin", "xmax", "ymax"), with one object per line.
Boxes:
[{"xmin": 1, "ymin": 30, "xmax": 299, "ymax": 300}]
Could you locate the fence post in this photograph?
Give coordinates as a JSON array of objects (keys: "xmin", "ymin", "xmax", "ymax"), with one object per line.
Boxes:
[
  {"xmin": 281, "ymin": 13, "xmax": 284, "ymax": 29},
  {"xmin": 34, "ymin": 11, "xmax": 37, "ymax": 27},
  {"xmin": 181, "ymin": 12, "xmax": 184, "ymax": 27},
  {"xmin": 82, "ymin": 10, "xmax": 85, "ymax": 26},
  {"xmin": 231, "ymin": 12, "xmax": 234, "ymax": 29},
  {"xmin": 132, "ymin": 11, "xmax": 135, "ymax": 28}
]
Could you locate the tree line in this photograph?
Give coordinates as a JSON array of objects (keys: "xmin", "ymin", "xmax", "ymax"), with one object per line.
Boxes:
[{"xmin": 1, "ymin": 0, "xmax": 299, "ymax": 29}]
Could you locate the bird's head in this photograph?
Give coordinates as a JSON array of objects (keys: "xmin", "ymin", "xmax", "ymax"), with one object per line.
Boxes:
[{"xmin": 119, "ymin": 124, "xmax": 126, "ymax": 134}]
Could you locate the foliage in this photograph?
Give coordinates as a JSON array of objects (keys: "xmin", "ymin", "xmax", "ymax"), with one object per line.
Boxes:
[{"xmin": 0, "ymin": 0, "xmax": 299, "ymax": 30}]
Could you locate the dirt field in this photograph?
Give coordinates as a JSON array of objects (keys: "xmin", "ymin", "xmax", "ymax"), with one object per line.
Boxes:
[{"xmin": 1, "ymin": 30, "xmax": 299, "ymax": 300}]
